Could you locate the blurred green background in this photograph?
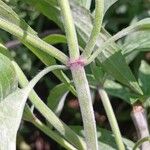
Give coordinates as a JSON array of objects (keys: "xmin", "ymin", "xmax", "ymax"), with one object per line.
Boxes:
[{"xmin": 1, "ymin": 0, "xmax": 150, "ymax": 149}]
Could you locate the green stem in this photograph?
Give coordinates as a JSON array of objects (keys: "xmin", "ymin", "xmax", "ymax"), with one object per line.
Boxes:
[
  {"xmin": 82, "ymin": 0, "xmax": 104, "ymax": 58},
  {"xmin": 12, "ymin": 61, "xmax": 86, "ymax": 150},
  {"xmin": 86, "ymin": 18, "xmax": 150, "ymax": 65},
  {"xmin": 71, "ymin": 65, "xmax": 98, "ymax": 150},
  {"xmin": 57, "ymin": 0, "xmax": 80, "ymax": 60},
  {"xmin": 23, "ymin": 106, "xmax": 77, "ymax": 150},
  {"xmin": 0, "ymin": 18, "xmax": 68, "ymax": 64},
  {"xmin": 98, "ymin": 87, "xmax": 125, "ymax": 150},
  {"xmin": 58, "ymin": 0, "xmax": 99, "ymax": 149},
  {"xmin": 133, "ymin": 137, "xmax": 150, "ymax": 150},
  {"xmin": 25, "ymin": 65, "xmax": 67, "ymax": 94}
]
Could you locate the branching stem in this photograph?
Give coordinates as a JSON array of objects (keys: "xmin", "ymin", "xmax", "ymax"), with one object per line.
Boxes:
[{"xmin": 58, "ymin": 0, "xmax": 99, "ymax": 149}]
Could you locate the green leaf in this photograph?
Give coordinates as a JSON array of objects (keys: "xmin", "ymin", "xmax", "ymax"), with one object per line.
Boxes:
[
  {"xmin": 0, "ymin": 43, "xmax": 12, "ymax": 59},
  {"xmin": 72, "ymin": 0, "xmax": 92, "ymax": 9},
  {"xmin": 24, "ymin": 0, "xmax": 62, "ymax": 28},
  {"xmin": 13, "ymin": 62, "xmax": 86, "ymax": 149},
  {"xmin": 0, "ymin": 53, "xmax": 18, "ymax": 101},
  {"xmin": 23, "ymin": 37, "xmax": 76, "ymax": 96},
  {"xmin": 138, "ymin": 60, "xmax": 150, "ymax": 96},
  {"xmin": 0, "ymin": 0, "xmax": 68, "ymax": 64},
  {"xmin": 43, "ymin": 34, "xmax": 67, "ymax": 45},
  {"xmin": 70, "ymin": 125, "xmax": 138, "ymax": 150},
  {"xmin": 123, "ymin": 30, "xmax": 150, "ymax": 63},
  {"xmin": 71, "ymin": 3, "xmax": 142, "ymax": 94},
  {"xmin": 90, "ymin": 62, "xmax": 106, "ymax": 85},
  {"xmin": 104, "ymin": 80, "xmax": 139, "ymax": 104},
  {"xmin": 138, "ymin": 60, "xmax": 150, "ymax": 108},
  {"xmin": 0, "ymin": 0, "xmax": 37, "ymax": 35},
  {"xmin": 24, "ymin": 0, "xmax": 143, "ymax": 95},
  {"xmin": 104, "ymin": 0, "xmax": 118, "ymax": 13},
  {"xmin": 0, "ymin": 64, "xmax": 66, "ymax": 149},
  {"xmin": 23, "ymin": 105, "xmax": 77, "ymax": 150},
  {"xmin": 97, "ymin": 51, "xmax": 143, "ymax": 95},
  {"xmin": 47, "ymin": 83, "xmax": 69, "ymax": 116},
  {"xmin": 0, "ymin": 0, "xmax": 75, "ymax": 95}
]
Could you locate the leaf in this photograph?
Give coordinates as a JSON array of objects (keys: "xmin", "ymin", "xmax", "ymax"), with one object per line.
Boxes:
[
  {"xmin": 104, "ymin": 79, "xmax": 139, "ymax": 104},
  {"xmin": 13, "ymin": 62, "xmax": 86, "ymax": 150},
  {"xmin": 47, "ymin": 83, "xmax": 69, "ymax": 116},
  {"xmin": 70, "ymin": 125, "xmax": 138, "ymax": 150},
  {"xmin": 72, "ymin": 0, "xmax": 92, "ymax": 9},
  {"xmin": 23, "ymin": 37, "xmax": 76, "ymax": 96},
  {"xmin": 0, "ymin": 0, "xmax": 75, "ymax": 95},
  {"xmin": 138, "ymin": 60, "xmax": 150, "ymax": 107},
  {"xmin": 122, "ymin": 30, "xmax": 150, "ymax": 63},
  {"xmin": 23, "ymin": 105, "xmax": 77, "ymax": 150},
  {"xmin": 97, "ymin": 51, "xmax": 142, "ymax": 94},
  {"xmin": 0, "ymin": 64, "xmax": 66, "ymax": 149},
  {"xmin": 24, "ymin": 0, "xmax": 144, "ymax": 95},
  {"xmin": 43, "ymin": 34, "xmax": 67, "ymax": 45},
  {"xmin": 0, "ymin": 0, "xmax": 37, "ymax": 35},
  {"xmin": 24, "ymin": 0, "xmax": 62, "ymax": 28},
  {"xmin": 0, "ymin": 0, "xmax": 68, "ymax": 64},
  {"xmin": 70, "ymin": 3, "xmax": 142, "ymax": 94},
  {"xmin": 0, "ymin": 53, "xmax": 18, "ymax": 101},
  {"xmin": 0, "ymin": 43, "xmax": 12, "ymax": 59},
  {"xmin": 90, "ymin": 62, "xmax": 106, "ymax": 85},
  {"xmin": 138, "ymin": 60, "xmax": 150, "ymax": 96},
  {"xmin": 104, "ymin": 0, "xmax": 118, "ymax": 13}
]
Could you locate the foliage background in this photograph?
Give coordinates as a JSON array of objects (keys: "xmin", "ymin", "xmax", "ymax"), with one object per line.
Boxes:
[{"xmin": 0, "ymin": 0, "xmax": 150, "ymax": 149}]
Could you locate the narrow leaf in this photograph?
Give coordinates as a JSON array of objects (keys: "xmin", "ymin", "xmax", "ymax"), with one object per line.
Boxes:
[
  {"xmin": 104, "ymin": 80, "xmax": 139, "ymax": 104},
  {"xmin": 70, "ymin": 2, "xmax": 143, "ymax": 95},
  {"xmin": 0, "ymin": 0, "xmax": 68, "ymax": 64},
  {"xmin": 43, "ymin": 34, "xmax": 67, "ymax": 45},
  {"xmin": 104, "ymin": 0, "xmax": 118, "ymax": 13},
  {"xmin": 0, "ymin": 53, "xmax": 18, "ymax": 101},
  {"xmin": 23, "ymin": 105, "xmax": 77, "ymax": 150},
  {"xmin": 0, "ymin": 64, "xmax": 66, "ymax": 149},
  {"xmin": 47, "ymin": 83, "xmax": 69, "ymax": 116},
  {"xmin": 123, "ymin": 30, "xmax": 150, "ymax": 63},
  {"xmin": 138, "ymin": 60, "xmax": 150, "ymax": 96},
  {"xmin": 138, "ymin": 60, "xmax": 150, "ymax": 107}
]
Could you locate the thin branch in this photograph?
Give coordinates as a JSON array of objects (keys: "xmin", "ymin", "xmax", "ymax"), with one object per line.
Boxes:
[
  {"xmin": 58, "ymin": 0, "xmax": 80, "ymax": 60},
  {"xmin": 82, "ymin": 0, "xmax": 104, "ymax": 58},
  {"xmin": 98, "ymin": 87, "xmax": 125, "ymax": 150},
  {"xmin": 5, "ymin": 29, "xmax": 62, "ymax": 49}
]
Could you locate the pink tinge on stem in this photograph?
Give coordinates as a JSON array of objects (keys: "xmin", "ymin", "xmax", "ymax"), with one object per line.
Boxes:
[{"xmin": 67, "ymin": 57, "xmax": 85, "ymax": 69}]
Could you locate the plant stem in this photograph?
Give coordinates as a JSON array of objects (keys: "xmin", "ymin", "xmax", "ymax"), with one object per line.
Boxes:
[
  {"xmin": 82, "ymin": 0, "xmax": 104, "ymax": 58},
  {"xmin": 133, "ymin": 137, "xmax": 150, "ymax": 150},
  {"xmin": 86, "ymin": 18, "xmax": 150, "ymax": 65},
  {"xmin": 0, "ymin": 18, "xmax": 68, "ymax": 64},
  {"xmin": 58, "ymin": 0, "xmax": 99, "ymax": 149},
  {"xmin": 71, "ymin": 65, "xmax": 98, "ymax": 150},
  {"xmin": 131, "ymin": 104, "xmax": 150, "ymax": 150},
  {"xmin": 57, "ymin": 0, "xmax": 80, "ymax": 60},
  {"xmin": 32, "ymin": 119, "xmax": 77, "ymax": 150},
  {"xmin": 13, "ymin": 61, "xmax": 86, "ymax": 150},
  {"xmin": 23, "ymin": 106, "xmax": 77, "ymax": 150},
  {"xmin": 98, "ymin": 87, "xmax": 125, "ymax": 150}
]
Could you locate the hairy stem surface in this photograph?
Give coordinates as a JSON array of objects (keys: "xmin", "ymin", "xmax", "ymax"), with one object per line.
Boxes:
[
  {"xmin": 98, "ymin": 87, "xmax": 125, "ymax": 150},
  {"xmin": 71, "ymin": 64, "xmax": 98, "ymax": 150},
  {"xmin": 58, "ymin": 0, "xmax": 99, "ymax": 149}
]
